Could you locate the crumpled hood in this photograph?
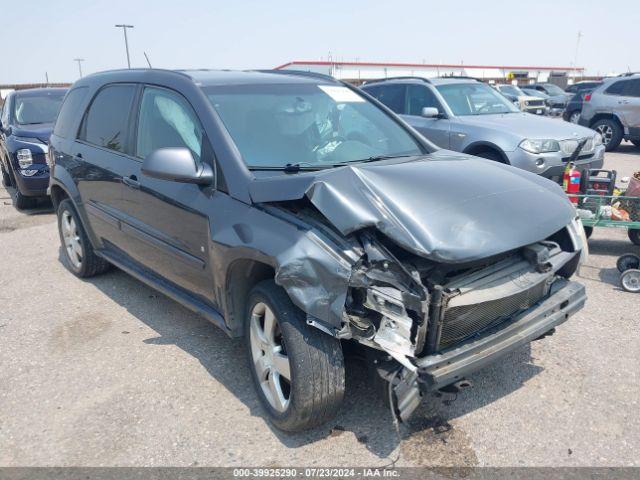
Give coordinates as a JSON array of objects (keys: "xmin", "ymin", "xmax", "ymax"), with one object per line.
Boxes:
[
  {"xmin": 11, "ymin": 123, "xmax": 54, "ymax": 143},
  {"xmin": 459, "ymin": 113, "xmax": 595, "ymax": 140},
  {"xmin": 249, "ymin": 151, "xmax": 576, "ymax": 263}
]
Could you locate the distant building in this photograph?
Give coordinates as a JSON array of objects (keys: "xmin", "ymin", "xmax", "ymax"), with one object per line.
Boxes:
[{"xmin": 274, "ymin": 60, "xmax": 585, "ymax": 86}]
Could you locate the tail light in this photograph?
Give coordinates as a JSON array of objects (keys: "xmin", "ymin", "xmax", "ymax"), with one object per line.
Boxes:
[{"xmin": 583, "ymin": 93, "xmax": 592, "ymax": 102}]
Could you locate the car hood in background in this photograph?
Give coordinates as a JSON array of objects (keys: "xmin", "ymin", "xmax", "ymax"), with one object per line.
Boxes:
[
  {"xmin": 459, "ymin": 113, "xmax": 596, "ymax": 140},
  {"xmin": 249, "ymin": 151, "xmax": 575, "ymax": 263},
  {"xmin": 11, "ymin": 123, "xmax": 54, "ymax": 143}
]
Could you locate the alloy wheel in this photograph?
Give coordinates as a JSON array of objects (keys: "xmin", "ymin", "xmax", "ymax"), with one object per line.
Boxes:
[
  {"xmin": 249, "ymin": 302, "xmax": 292, "ymax": 412},
  {"xmin": 569, "ymin": 112, "xmax": 580, "ymax": 124},
  {"xmin": 61, "ymin": 210, "xmax": 83, "ymax": 269},
  {"xmin": 595, "ymin": 124, "xmax": 613, "ymax": 145}
]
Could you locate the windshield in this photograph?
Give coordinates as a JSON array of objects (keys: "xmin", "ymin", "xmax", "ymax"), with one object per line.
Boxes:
[
  {"xmin": 203, "ymin": 83, "xmax": 424, "ymax": 169},
  {"xmin": 499, "ymin": 85, "xmax": 525, "ymax": 97},
  {"xmin": 543, "ymin": 84, "xmax": 566, "ymax": 96},
  {"xmin": 436, "ymin": 83, "xmax": 519, "ymax": 116},
  {"xmin": 14, "ymin": 93, "xmax": 65, "ymax": 125}
]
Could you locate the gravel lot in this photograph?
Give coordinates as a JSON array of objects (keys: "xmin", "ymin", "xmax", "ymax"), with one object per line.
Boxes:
[{"xmin": 0, "ymin": 144, "xmax": 639, "ymax": 467}]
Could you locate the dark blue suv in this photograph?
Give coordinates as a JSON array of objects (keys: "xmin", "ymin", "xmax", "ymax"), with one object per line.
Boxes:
[{"xmin": 0, "ymin": 88, "xmax": 67, "ymax": 208}]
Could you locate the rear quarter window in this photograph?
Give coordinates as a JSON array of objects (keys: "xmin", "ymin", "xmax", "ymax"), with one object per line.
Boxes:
[{"xmin": 53, "ymin": 87, "xmax": 89, "ymax": 138}]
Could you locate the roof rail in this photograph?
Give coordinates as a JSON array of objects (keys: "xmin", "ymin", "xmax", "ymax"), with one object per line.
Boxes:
[
  {"xmin": 618, "ymin": 71, "xmax": 640, "ymax": 77},
  {"xmin": 255, "ymin": 69, "xmax": 337, "ymax": 81},
  {"xmin": 438, "ymin": 75, "xmax": 478, "ymax": 81},
  {"xmin": 362, "ymin": 76, "xmax": 432, "ymax": 86}
]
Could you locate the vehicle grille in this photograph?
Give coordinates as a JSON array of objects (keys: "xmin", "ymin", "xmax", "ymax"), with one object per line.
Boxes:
[
  {"xmin": 526, "ymin": 100, "xmax": 544, "ymax": 107},
  {"xmin": 438, "ymin": 280, "xmax": 548, "ymax": 349}
]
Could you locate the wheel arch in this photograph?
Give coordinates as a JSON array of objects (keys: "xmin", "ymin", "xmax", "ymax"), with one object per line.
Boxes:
[
  {"xmin": 224, "ymin": 258, "xmax": 276, "ymax": 336},
  {"xmin": 589, "ymin": 112, "xmax": 625, "ymax": 129},
  {"xmin": 463, "ymin": 141, "xmax": 510, "ymax": 164}
]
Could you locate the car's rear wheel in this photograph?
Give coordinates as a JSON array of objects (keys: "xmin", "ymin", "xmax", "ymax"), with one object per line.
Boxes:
[
  {"xmin": 568, "ymin": 111, "xmax": 581, "ymax": 124},
  {"xmin": 629, "ymin": 228, "xmax": 640, "ymax": 246},
  {"xmin": 57, "ymin": 199, "xmax": 111, "ymax": 278},
  {"xmin": 592, "ymin": 119, "xmax": 623, "ymax": 151},
  {"xmin": 632, "ymin": 140, "xmax": 640, "ymax": 149},
  {"xmin": 245, "ymin": 280, "xmax": 345, "ymax": 432}
]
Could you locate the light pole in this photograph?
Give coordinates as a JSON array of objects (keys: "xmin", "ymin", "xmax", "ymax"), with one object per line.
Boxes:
[
  {"xmin": 115, "ymin": 24, "xmax": 134, "ymax": 68},
  {"xmin": 73, "ymin": 58, "xmax": 85, "ymax": 78}
]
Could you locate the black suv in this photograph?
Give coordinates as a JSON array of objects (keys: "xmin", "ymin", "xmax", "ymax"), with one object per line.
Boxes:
[{"xmin": 49, "ymin": 69, "xmax": 587, "ymax": 431}]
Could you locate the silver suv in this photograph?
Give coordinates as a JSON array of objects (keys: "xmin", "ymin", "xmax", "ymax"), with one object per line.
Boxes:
[
  {"xmin": 361, "ymin": 77, "xmax": 604, "ymax": 180},
  {"xmin": 578, "ymin": 73, "xmax": 640, "ymax": 151}
]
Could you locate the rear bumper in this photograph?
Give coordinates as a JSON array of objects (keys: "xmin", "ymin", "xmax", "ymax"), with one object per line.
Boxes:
[
  {"xmin": 393, "ymin": 279, "xmax": 586, "ymax": 420},
  {"xmin": 416, "ymin": 279, "xmax": 585, "ymax": 389}
]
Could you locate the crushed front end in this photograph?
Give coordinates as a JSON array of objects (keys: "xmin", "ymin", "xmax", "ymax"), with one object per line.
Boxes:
[{"xmin": 340, "ymin": 219, "xmax": 587, "ymax": 421}]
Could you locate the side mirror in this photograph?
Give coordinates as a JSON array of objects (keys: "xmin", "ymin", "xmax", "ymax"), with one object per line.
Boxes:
[
  {"xmin": 141, "ymin": 147, "xmax": 214, "ymax": 185},
  {"xmin": 421, "ymin": 107, "xmax": 441, "ymax": 118}
]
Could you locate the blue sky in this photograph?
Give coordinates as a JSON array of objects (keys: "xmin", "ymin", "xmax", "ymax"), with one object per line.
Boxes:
[{"xmin": 0, "ymin": 0, "xmax": 638, "ymax": 84}]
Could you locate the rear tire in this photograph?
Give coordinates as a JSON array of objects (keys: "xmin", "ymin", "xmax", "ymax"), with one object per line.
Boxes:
[
  {"xmin": 245, "ymin": 279, "xmax": 345, "ymax": 432},
  {"xmin": 632, "ymin": 140, "xmax": 640, "ymax": 149},
  {"xmin": 568, "ymin": 110, "xmax": 581, "ymax": 124},
  {"xmin": 629, "ymin": 229, "xmax": 640, "ymax": 246},
  {"xmin": 591, "ymin": 118, "xmax": 623, "ymax": 152},
  {"xmin": 57, "ymin": 199, "xmax": 111, "ymax": 278}
]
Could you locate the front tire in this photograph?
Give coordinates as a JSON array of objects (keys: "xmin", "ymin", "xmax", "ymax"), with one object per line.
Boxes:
[
  {"xmin": 1, "ymin": 164, "xmax": 11, "ymax": 187},
  {"xmin": 57, "ymin": 199, "xmax": 111, "ymax": 278},
  {"xmin": 592, "ymin": 119, "xmax": 623, "ymax": 151},
  {"xmin": 245, "ymin": 280, "xmax": 345, "ymax": 432}
]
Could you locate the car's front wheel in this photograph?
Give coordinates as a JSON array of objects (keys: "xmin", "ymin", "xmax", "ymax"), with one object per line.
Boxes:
[
  {"xmin": 57, "ymin": 199, "xmax": 111, "ymax": 278},
  {"xmin": 245, "ymin": 280, "xmax": 345, "ymax": 432},
  {"xmin": 592, "ymin": 119, "xmax": 623, "ymax": 151}
]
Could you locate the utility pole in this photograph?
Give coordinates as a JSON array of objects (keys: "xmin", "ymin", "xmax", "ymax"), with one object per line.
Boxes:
[
  {"xmin": 115, "ymin": 24, "xmax": 134, "ymax": 68},
  {"xmin": 573, "ymin": 30, "xmax": 583, "ymax": 80},
  {"xmin": 73, "ymin": 58, "xmax": 85, "ymax": 78}
]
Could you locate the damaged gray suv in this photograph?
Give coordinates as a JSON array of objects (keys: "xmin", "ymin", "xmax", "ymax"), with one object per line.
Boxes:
[{"xmin": 49, "ymin": 69, "xmax": 587, "ymax": 432}]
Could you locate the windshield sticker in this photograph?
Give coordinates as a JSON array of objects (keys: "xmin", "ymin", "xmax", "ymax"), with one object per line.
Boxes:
[{"xmin": 318, "ymin": 86, "xmax": 365, "ymax": 103}]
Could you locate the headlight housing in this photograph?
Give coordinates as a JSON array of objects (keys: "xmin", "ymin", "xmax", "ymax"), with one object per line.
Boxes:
[
  {"xmin": 519, "ymin": 139, "xmax": 561, "ymax": 154},
  {"xmin": 594, "ymin": 133, "xmax": 603, "ymax": 146},
  {"xmin": 16, "ymin": 149, "xmax": 34, "ymax": 168}
]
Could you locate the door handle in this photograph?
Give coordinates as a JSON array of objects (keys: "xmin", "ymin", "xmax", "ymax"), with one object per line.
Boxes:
[
  {"xmin": 123, "ymin": 175, "xmax": 140, "ymax": 189},
  {"xmin": 76, "ymin": 153, "xmax": 83, "ymax": 159}
]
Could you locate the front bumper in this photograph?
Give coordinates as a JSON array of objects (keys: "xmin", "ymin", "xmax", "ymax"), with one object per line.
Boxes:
[
  {"xmin": 394, "ymin": 279, "xmax": 586, "ymax": 420},
  {"xmin": 12, "ymin": 168, "xmax": 50, "ymax": 197},
  {"xmin": 507, "ymin": 144, "xmax": 605, "ymax": 179}
]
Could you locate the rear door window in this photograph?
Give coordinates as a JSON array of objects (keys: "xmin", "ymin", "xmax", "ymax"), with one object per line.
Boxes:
[
  {"xmin": 367, "ymin": 84, "xmax": 406, "ymax": 114},
  {"xmin": 135, "ymin": 86, "xmax": 203, "ymax": 162},
  {"xmin": 605, "ymin": 81, "xmax": 626, "ymax": 96},
  {"xmin": 78, "ymin": 84, "xmax": 137, "ymax": 153},
  {"xmin": 625, "ymin": 79, "xmax": 640, "ymax": 98},
  {"xmin": 53, "ymin": 87, "xmax": 88, "ymax": 138}
]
